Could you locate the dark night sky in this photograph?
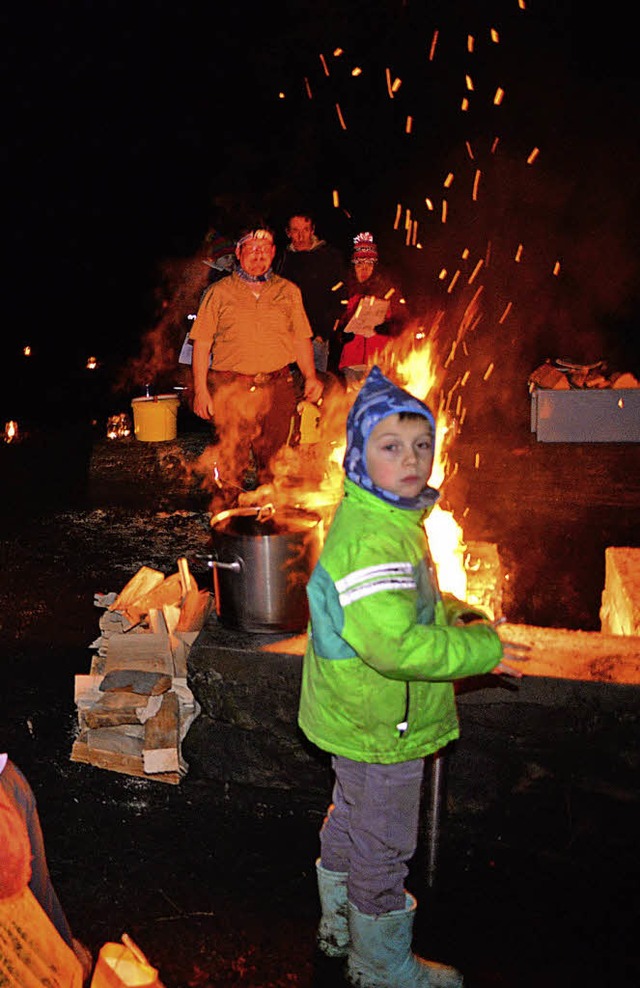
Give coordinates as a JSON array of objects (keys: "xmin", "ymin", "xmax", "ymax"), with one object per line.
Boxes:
[{"xmin": 3, "ymin": 0, "xmax": 640, "ymax": 406}]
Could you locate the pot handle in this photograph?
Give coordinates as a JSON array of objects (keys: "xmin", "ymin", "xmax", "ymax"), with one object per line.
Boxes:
[{"xmin": 208, "ymin": 557, "xmax": 242, "ymax": 574}]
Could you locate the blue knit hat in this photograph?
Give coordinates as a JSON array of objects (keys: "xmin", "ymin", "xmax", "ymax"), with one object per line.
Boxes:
[{"xmin": 344, "ymin": 365, "xmax": 439, "ymax": 510}]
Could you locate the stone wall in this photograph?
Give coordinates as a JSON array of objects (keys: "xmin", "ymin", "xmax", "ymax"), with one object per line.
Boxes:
[{"xmin": 185, "ymin": 617, "xmax": 639, "ymax": 821}]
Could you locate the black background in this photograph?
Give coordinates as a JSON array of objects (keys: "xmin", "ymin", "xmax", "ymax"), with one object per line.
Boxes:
[{"xmin": 3, "ymin": 1, "xmax": 640, "ymax": 419}]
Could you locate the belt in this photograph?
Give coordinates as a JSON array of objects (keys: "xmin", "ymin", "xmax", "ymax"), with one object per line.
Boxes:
[{"xmin": 209, "ymin": 366, "xmax": 291, "ymax": 387}]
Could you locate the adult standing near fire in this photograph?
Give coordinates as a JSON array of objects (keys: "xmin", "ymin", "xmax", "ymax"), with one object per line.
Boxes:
[
  {"xmin": 279, "ymin": 211, "xmax": 348, "ymax": 375},
  {"xmin": 337, "ymin": 232, "xmax": 408, "ymax": 385},
  {"xmin": 298, "ymin": 366, "xmax": 527, "ymax": 988},
  {"xmin": 190, "ymin": 226, "xmax": 323, "ymax": 489}
]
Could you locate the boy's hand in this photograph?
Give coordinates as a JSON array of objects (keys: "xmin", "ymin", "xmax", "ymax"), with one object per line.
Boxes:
[
  {"xmin": 494, "ymin": 616, "xmax": 530, "ymax": 678},
  {"xmin": 455, "ymin": 614, "xmax": 530, "ymax": 679}
]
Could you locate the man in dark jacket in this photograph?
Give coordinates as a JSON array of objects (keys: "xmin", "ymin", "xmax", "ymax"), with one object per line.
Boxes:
[{"xmin": 280, "ymin": 213, "xmax": 347, "ymax": 375}]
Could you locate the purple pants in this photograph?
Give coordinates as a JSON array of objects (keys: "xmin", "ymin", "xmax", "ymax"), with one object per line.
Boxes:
[{"xmin": 319, "ymin": 755, "xmax": 425, "ymax": 915}]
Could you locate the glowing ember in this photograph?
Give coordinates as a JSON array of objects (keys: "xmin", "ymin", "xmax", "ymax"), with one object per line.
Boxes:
[{"xmin": 3, "ymin": 420, "xmax": 19, "ymax": 443}]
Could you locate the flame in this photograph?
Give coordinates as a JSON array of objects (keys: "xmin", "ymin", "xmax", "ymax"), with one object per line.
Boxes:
[
  {"xmin": 106, "ymin": 413, "xmax": 131, "ymax": 439},
  {"xmin": 425, "ymin": 506, "xmax": 467, "ymax": 599}
]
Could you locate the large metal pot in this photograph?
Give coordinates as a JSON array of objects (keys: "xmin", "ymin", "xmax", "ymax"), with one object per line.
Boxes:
[{"xmin": 209, "ymin": 504, "xmax": 323, "ymax": 634}]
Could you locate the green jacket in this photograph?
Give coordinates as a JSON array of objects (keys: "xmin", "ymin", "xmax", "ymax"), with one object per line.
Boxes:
[{"xmin": 298, "ymin": 479, "xmax": 503, "ymax": 763}]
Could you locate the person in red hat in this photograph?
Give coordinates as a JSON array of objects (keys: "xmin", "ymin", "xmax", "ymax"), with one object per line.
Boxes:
[{"xmin": 337, "ymin": 232, "xmax": 408, "ymax": 386}]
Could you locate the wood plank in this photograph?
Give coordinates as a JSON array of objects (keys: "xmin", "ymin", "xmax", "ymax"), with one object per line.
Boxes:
[
  {"xmin": 70, "ymin": 738, "xmax": 181, "ymax": 784},
  {"xmin": 178, "ymin": 556, "xmax": 197, "ymax": 595},
  {"xmin": 498, "ymin": 623, "xmax": 640, "ymax": 684},
  {"xmin": 143, "ymin": 691, "xmax": 180, "ymax": 774}
]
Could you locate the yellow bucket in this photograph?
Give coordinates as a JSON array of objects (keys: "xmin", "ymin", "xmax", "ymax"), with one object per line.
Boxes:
[{"xmin": 131, "ymin": 394, "xmax": 179, "ymax": 442}]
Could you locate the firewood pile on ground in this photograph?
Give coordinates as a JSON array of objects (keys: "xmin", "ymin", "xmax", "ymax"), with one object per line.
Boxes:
[{"xmin": 71, "ymin": 557, "xmax": 213, "ymax": 784}]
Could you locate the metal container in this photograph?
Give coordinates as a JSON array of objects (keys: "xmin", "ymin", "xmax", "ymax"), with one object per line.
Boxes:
[{"xmin": 209, "ymin": 504, "xmax": 323, "ymax": 634}]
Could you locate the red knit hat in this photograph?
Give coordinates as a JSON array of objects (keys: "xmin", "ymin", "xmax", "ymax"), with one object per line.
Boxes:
[
  {"xmin": 206, "ymin": 230, "xmax": 236, "ymax": 263},
  {"xmin": 352, "ymin": 232, "xmax": 378, "ymax": 264},
  {"xmin": 0, "ymin": 791, "xmax": 32, "ymax": 898}
]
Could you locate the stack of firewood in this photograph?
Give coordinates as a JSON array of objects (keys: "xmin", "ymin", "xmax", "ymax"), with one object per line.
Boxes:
[{"xmin": 71, "ymin": 558, "xmax": 213, "ymax": 784}]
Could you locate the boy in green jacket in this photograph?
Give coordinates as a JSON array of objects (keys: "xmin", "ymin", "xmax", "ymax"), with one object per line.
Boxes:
[{"xmin": 298, "ymin": 365, "xmax": 526, "ymax": 988}]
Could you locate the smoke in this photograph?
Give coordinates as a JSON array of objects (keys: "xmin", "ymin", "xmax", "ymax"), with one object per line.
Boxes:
[{"xmin": 113, "ymin": 251, "xmax": 210, "ymax": 397}]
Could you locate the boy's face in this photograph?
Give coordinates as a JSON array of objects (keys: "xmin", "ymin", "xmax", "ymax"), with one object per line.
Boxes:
[{"xmin": 366, "ymin": 413, "xmax": 435, "ymax": 499}]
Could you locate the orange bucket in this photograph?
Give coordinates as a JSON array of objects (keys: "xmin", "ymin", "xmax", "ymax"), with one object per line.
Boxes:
[{"xmin": 130, "ymin": 394, "xmax": 179, "ymax": 442}]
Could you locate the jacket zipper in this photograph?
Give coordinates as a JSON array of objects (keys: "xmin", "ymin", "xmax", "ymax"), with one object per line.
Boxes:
[{"xmin": 396, "ymin": 682, "xmax": 410, "ymax": 737}]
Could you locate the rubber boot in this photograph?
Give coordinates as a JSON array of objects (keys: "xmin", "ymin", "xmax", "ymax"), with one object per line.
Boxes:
[
  {"xmin": 316, "ymin": 858, "xmax": 350, "ymax": 958},
  {"xmin": 347, "ymin": 892, "xmax": 463, "ymax": 988}
]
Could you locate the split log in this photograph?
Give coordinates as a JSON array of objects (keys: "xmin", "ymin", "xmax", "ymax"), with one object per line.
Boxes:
[
  {"xmin": 143, "ymin": 691, "xmax": 181, "ymax": 775},
  {"xmin": 109, "ymin": 566, "xmax": 165, "ymax": 615},
  {"xmin": 175, "ymin": 589, "xmax": 213, "ymax": 634},
  {"xmin": 102, "ymin": 611, "xmax": 174, "ymax": 675},
  {"xmin": 99, "ymin": 669, "xmax": 172, "ymax": 695},
  {"xmin": 84, "ymin": 692, "xmax": 149, "ymax": 729},
  {"xmin": 131, "ymin": 573, "xmax": 185, "ymax": 623}
]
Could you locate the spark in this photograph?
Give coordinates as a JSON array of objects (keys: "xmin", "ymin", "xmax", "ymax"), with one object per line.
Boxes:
[
  {"xmin": 428, "ymin": 30, "xmax": 439, "ymax": 61},
  {"xmin": 493, "ymin": 87, "xmax": 505, "ymax": 105},
  {"xmin": 405, "ymin": 115, "xmax": 413, "ymax": 134},
  {"xmin": 527, "ymin": 146, "xmax": 540, "ymax": 164},
  {"xmin": 335, "ymin": 103, "xmax": 347, "ymax": 129},
  {"xmin": 483, "ymin": 362, "xmax": 495, "ymax": 381},
  {"xmin": 468, "ymin": 258, "xmax": 484, "ymax": 285},
  {"xmin": 304, "ymin": 77, "xmax": 313, "ymax": 99},
  {"xmin": 515, "ymin": 243, "xmax": 524, "ymax": 262},
  {"xmin": 444, "ymin": 172, "xmax": 454, "ymax": 188},
  {"xmin": 472, "ymin": 169, "xmax": 481, "ymax": 201},
  {"xmin": 394, "ymin": 203, "xmax": 402, "ymax": 229},
  {"xmin": 498, "ymin": 301, "xmax": 513, "ymax": 324},
  {"xmin": 553, "ymin": 260, "xmax": 561, "ymax": 276},
  {"xmin": 319, "ymin": 53, "xmax": 329, "ymax": 76}
]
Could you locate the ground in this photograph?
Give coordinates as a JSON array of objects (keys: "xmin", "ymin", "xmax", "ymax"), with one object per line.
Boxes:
[{"xmin": 1, "ymin": 400, "xmax": 639, "ymax": 987}]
